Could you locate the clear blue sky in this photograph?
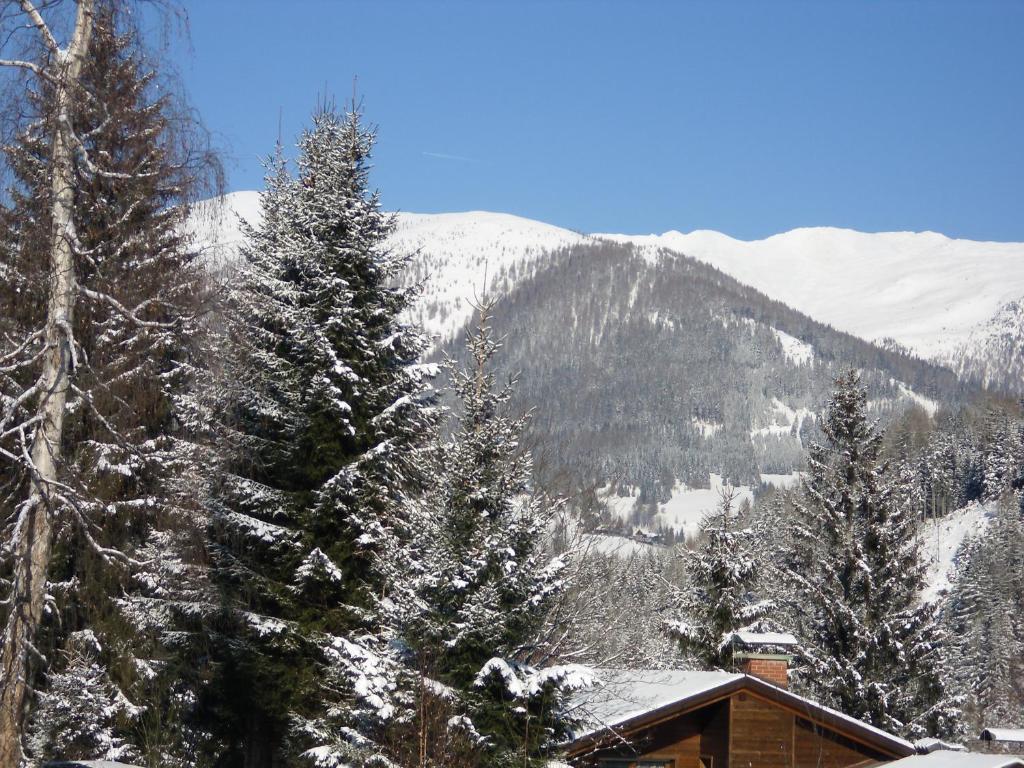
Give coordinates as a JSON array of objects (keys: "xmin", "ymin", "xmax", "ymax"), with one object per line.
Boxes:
[{"xmin": 170, "ymin": 0, "xmax": 1024, "ymax": 241}]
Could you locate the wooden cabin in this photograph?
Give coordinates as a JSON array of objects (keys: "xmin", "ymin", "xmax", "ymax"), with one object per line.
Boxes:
[
  {"xmin": 565, "ymin": 669, "xmax": 913, "ymax": 768},
  {"xmin": 564, "ymin": 635, "xmax": 1023, "ymax": 768}
]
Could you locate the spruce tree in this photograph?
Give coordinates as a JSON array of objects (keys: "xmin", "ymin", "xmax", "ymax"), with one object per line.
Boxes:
[
  {"xmin": 203, "ymin": 106, "xmax": 435, "ymax": 767},
  {"xmin": 394, "ymin": 299, "xmax": 585, "ymax": 768},
  {"xmin": 0, "ymin": 4, "xmax": 219, "ymax": 763},
  {"xmin": 943, "ymin": 498, "xmax": 1024, "ymax": 730},
  {"xmin": 784, "ymin": 371, "xmax": 959, "ymax": 738},
  {"xmin": 665, "ymin": 488, "xmax": 772, "ymax": 669}
]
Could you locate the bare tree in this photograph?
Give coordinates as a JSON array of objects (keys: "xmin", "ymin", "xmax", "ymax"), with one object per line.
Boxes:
[{"xmin": 0, "ymin": 2, "xmax": 96, "ymax": 763}]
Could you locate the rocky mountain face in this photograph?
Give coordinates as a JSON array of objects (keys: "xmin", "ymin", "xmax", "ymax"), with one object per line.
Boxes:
[{"xmin": 943, "ymin": 299, "xmax": 1024, "ymax": 395}]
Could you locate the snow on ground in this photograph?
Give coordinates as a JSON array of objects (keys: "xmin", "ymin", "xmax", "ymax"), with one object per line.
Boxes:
[
  {"xmin": 597, "ymin": 484, "xmax": 643, "ymax": 521},
  {"xmin": 655, "ymin": 475, "xmax": 754, "ymax": 539},
  {"xmin": 750, "ymin": 398, "xmax": 813, "ymax": 442},
  {"xmin": 772, "ymin": 328, "xmax": 814, "ymax": 366},
  {"xmin": 896, "ymin": 381, "xmax": 941, "ymax": 417},
  {"xmin": 195, "ymin": 198, "xmax": 1024, "ymax": 366},
  {"xmin": 919, "ymin": 501, "xmax": 995, "ymax": 603},
  {"xmin": 187, "ymin": 190, "xmax": 262, "ymax": 269},
  {"xmin": 389, "ymin": 211, "xmax": 591, "ymax": 342},
  {"xmin": 691, "ymin": 417, "xmax": 723, "ymax": 438},
  {"xmin": 579, "ymin": 533, "xmax": 662, "ymax": 558},
  {"xmin": 759, "ymin": 472, "xmax": 803, "ymax": 489},
  {"xmin": 599, "ymin": 226, "xmax": 1024, "ymax": 362},
  {"xmin": 598, "ymin": 475, "xmax": 756, "ymax": 541}
]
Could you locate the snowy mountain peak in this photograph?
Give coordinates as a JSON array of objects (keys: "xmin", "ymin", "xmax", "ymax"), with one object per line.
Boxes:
[{"xmin": 601, "ymin": 225, "xmax": 1024, "ymax": 362}]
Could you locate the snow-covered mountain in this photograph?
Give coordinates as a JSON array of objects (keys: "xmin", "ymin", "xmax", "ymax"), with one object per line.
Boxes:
[
  {"xmin": 192, "ymin": 193, "xmax": 1024, "ymax": 386},
  {"xmin": 599, "ymin": 226, "xmax": 1024, "ymax": 366},
  {"xmin": 945, "ymin": 298, "xmax": 1024, "ymax": 393},
  {"xmin": 391, "ymin": 210, "xmax": 591, "ymax": 343},
  {"xmin": 189, "ymin": 193, "xmax": 1001, "ymax": 537},
  {"xmin": 191, "ymin": 191, "xmax": 591, "ymax": 344}
]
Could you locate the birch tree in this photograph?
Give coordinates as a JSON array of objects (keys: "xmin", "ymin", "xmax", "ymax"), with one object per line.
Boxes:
[
  {"xmin": 0, "ymin": 3, "xmax": 96, "ymax": 763},
  {"xmin": 0, "ymin": 2, "xmax": 219, "ymax": 763}
]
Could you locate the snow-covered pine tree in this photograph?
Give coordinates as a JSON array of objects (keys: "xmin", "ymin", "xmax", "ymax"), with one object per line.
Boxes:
[
  {"xmin": 203, "ymin": 106, "xmax": 436, "ymax": 768},
  {"xmin": 665, "ymin": 488, "xmax": 772, "ymax": 669},
  {"xmin": 393, "ymin": 298, "xmax": 586, "ymax": 768},
  {"xmin": 979, "ymin": 406, "xmax": 1024, "ymax": 500},
  {"xmin": 942, "ymin": 497, "xmax": 1024, "ymax": 730},
  {"xmin": 784, "ymin": 371, "xmax": 959, "ymax": 739},
  {"xmin": 0, "ymin": 3, "xmax": 219, "ymax": 764}
]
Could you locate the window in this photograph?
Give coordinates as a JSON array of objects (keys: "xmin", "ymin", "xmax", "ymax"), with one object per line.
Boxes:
[{"xmin": 700, "ymin": 756, "xmax": 714, "ymax": 768}]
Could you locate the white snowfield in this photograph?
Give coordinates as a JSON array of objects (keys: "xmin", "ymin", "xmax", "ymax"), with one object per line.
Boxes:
[
  {"xmin": 599, "ymin": 226, "xmax": 1024, "ymax": 362},
  {"xmin": 919, "ymin": 501, "xmax": 995, "ymax": 604},
  {"xmin": 599, "ymin": 474, "xmax": 754, "ymax": 542}
]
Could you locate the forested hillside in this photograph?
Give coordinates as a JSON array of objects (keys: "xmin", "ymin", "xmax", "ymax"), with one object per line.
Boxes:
[{"xmin": 439, "ymin": 239, "xmax": 968, "ymax": 507}]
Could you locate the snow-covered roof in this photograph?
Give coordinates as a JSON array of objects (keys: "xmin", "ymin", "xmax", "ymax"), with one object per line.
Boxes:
[
  {"xmin": 884, "ymin": 752, "xmax": 1024, "ymax": 768},
  {"xmin": 915, "ymin": 738, "xmax": 967, "ymax": 753},
  {"xmin": 46, "ymin": 762, "xmax": 145, "ymax": 768},
  {"xmin": 980, "ymin": 728, "xmax": 1024, "ymax": 743},
  {"xmin": 730, "ymin": 630, "xmax": 799, "ymax": 647},
  {"xmin": 566, "ymin": 669, "xmax": 915, "ymax": 758},
  {"xmin": 569, "ymin": 669, "xmax": 742, "ymax": 733}
]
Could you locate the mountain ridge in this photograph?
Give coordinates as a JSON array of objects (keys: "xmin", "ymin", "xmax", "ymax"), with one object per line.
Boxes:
[{"xmin": 196, "ymin": 192, "xmax": 1024, "ymax": 361}]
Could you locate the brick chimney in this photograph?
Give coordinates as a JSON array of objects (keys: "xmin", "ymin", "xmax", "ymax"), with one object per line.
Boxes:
[{"xmin": 728, "ymin": 631, "xmax": 798, "ymax": 689}]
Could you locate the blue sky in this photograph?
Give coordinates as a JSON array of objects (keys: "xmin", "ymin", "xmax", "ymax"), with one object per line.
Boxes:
[{"xmin": 171, "ymin": 1, "xmax": 1024, "ymax": 241}]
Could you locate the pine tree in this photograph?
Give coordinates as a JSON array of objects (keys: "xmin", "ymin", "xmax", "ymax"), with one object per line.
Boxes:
[
  {"xmin": 784, "ymin": 371, "xmax": 959, "ymax": 738},
  {"xmin": 665, "ymin": 488, "xmax": 772, "ymax": 669},
  {"xmin": 943, "ymin": 497, "xmax": 1024, "ymax": 730},
  {"xmin": 393, "ymin": 299, "xmax": 586, "ymax": 768},
  {"xmin": 0, "ymin": 4, "xmax": 219, "ymax": 763},
  {"xmin": 202, "ymin": 106, "xmax": 436, "ymax": 767}
]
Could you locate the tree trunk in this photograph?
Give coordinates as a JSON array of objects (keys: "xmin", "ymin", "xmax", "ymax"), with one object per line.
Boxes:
[{"xmin": 0, "ymin": 3, "xmax": 94, "ymax": 765}]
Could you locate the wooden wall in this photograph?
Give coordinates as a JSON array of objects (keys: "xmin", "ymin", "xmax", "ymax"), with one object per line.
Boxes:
[
  {"xmin": 793, "ymin": 717, "xmax": 891, "ymax": 768},
  {"xmin": 729, "ymin": 693, "xmax": 794, "ymax": 768}
]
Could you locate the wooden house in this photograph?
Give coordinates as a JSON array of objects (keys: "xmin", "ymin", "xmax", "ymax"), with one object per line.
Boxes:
[{"xmin": 564, "ymin": 635, "xmax": 1023, "ymax": 768}]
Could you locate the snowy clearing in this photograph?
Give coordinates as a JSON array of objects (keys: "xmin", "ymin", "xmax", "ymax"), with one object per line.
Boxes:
[
  {"xmin": 599, "ymin": 475, "xmax": 755, "ymax": 541},
  {"xmin": 772, "ymin": 328, "xmax": 814, "ymax": 366},
  {"xmin": 919, "ymin": 501, "xmax": 995, "ymax": 603}
]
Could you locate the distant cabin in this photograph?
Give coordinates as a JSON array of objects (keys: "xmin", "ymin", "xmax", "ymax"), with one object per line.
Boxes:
[
  {"xmin": 980, "ymin": 730, "xmax": 1024, "ymax": 747},
  {"xmin": 565, "ymin": 635, "xmax": 1024, "ymax": 768}
]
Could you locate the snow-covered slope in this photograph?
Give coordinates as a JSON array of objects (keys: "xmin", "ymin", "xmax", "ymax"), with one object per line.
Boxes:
[
  {"xmin": 919, "ymin": 501, "xmax": 995, "ymax": 604},
  {"xmin": 945, "ymin": 298, "xmax": 1024, "ymax": 393},
  {"xmin": 390, "ymin": 210, "xmax": 591, "ymax": 342},
  {"xmin": 188, "ymin": 190, "xmax": 262, "ymax": 268},
  {"xmin": 599, "ymin": 227, "xmax": 1024, "ymax": 362},
  {"xmin": 191, "ymin": 191, "xmax": 591, "ymax": 344}
]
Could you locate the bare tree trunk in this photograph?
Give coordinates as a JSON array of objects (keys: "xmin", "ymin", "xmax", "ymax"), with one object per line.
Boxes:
[{"xmin": 0, "ymin": 3, "xmax": 94, "ymax": 764}]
